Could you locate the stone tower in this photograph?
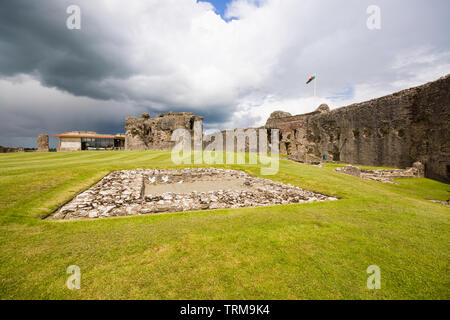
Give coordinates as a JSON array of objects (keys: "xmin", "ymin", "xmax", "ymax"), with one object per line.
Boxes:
[
  {"xmin": 37, "ymin": 134, "xmax": 49, "ymax": 152},
  {"xmin": 125, "ymin": 112, "xmax": 203, "ymax": 150}
]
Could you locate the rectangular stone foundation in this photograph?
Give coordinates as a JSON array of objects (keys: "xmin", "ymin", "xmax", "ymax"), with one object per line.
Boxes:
[{"xmin": 52, "ymin": 168, "xmax": 337, "ymax": 220}]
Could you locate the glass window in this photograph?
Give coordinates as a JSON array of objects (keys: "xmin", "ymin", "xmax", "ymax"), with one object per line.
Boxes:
[{"xmin": 81, "ymin": 137, "xmax": 115, "ymax": 150}]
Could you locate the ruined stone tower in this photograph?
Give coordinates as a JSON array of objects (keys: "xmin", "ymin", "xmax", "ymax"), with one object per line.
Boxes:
[
  {"xmin": 125, "ymin": 112, "xmax": 203, "ymax": 151},
  {"xmin": 37, "ymin": 134, "xmax": 49, "ymax": 152}
]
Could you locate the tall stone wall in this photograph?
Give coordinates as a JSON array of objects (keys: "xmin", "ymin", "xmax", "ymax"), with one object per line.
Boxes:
[
  {"xmin": 265, "ymin": 75, "xmax": 450, "ymax": 183},
  {"xmin": 203, "ymin": 128, "xmax": 268, "ymax": 153},
  {"xmin": 265, "ymin": 110, "xmax": 318, "ymax": 160},
  {"xmin": 125, "ymin": 112, "xmax": 203, "ymax": 150}
]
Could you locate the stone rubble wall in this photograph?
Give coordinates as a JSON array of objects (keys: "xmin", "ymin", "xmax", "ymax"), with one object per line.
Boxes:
[
  {"xmin": 264, "ymin": 75, "xmax": 450, "ymax": 183},
  {"xmin": 52, "ymin": 168, "xmax": 337, "ymax": 220},
  {"xmin": 203, "ymin": 128, "xmax": 269, "ymax": 153},
  {"xmin": 52, "ymin": 170, "xmax": 145, "ymax": 219},
  {"xmin": 430, "ymin": 199, "xmax": 450, "ymax": 207},
  {"xmin": 334, "ymin": 161, "xmax": 425, "ymax": 184},
  {"xmin": 125, "ymin": 112, "xmax": 203, "ymax": 150},
  {"xmin": 0, "ymin": 146, "xmax": 24, "ymax": 153}
]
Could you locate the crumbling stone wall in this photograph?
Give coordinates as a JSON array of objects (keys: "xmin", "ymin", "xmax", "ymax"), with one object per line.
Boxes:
[
  {"xmin": 0, "ymin": 146, "xmax": 24, "ymax": 153},
  {"xmin": 265, "ymin": 109, "xmax": 320, "ymax": 161},
  {"xmin": 125, "ymin": 112, "xmax": 203, "ymax": 150},
  {"xmin": 203, "ymin": 128, "xmax": 269, "ymax": 153},
  {"xmin": 335, "ymin": 162, "xmax": 424, "ymax": 184},
  {"xmin": 52, "ymin": 168, "xmax": 337, "ymax": 220},
  {"xmin": 265, "ymin": 75, "xmax": 450, "ymax": 182},
  {"xmin": 37, "ymin": 134, "xmax": 49, "ymax": 152}
]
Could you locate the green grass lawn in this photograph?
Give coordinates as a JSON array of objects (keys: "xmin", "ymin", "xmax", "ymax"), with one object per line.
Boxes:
[{"xmin": 0, "ymin": 150, "xmax": 449, "ymax": 299}]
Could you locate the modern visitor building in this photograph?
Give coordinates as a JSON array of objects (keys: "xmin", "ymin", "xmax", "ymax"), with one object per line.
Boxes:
[{"xmin": 54, "ymin": 131, "xmax": 125, "ymax": 151}]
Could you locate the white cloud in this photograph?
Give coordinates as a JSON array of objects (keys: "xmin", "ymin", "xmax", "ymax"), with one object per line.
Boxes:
[{"xmin": 1, "ymin": 0, "xmax": 449, "ymax": 147}]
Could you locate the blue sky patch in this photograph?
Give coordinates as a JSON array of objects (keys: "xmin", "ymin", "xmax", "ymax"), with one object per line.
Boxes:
[
  {"xmin": 200, "ymin": 0, "xmax": 231, "ymax": 18},
  {"xmin": 327, "ymin": 86, "xmax": 355, "ymax": 101}
]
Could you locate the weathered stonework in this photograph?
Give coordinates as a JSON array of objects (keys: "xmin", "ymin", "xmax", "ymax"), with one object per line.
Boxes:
[
  {"xmin": 265, "ymin": 75, "xmax": 450, "ymax": 183},
  {"xmin": 52, "ymin": 168, "xmax": 337, "ymax": 220},
  {"xmin": 0, "ymin": 146, "xmax": 24, "ymax": 153},
  {"xmin": 37, "ymin": 134, "xmax": 49, "ymax": 152},
  {"xmin": 429, "ymin": 199, "xmax": 450, "ymax": 207},
  {"xmin": 203, "ymin": 127, "xmax": 268, "ymax": 153},
  {"xmin": 125, "ymin": 112, "xmax": 203, "ymax": 150},
  {"xmin": 335, "ymin": 162, "xmax": 424, "ymax": 184}
]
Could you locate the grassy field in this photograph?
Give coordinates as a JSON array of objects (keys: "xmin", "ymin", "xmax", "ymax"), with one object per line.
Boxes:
[{"xmin": 0, "ymin": 150, "xmax": 449, "ymax": 299}]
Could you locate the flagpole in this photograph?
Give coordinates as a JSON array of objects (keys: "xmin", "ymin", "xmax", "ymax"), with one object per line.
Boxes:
[{"xmin": 314, "ymin": 73, "xmax": 316, "ymax": 97}]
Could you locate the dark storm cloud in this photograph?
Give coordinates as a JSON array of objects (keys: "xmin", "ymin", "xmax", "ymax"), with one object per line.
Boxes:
[
  {"xmin": 0, "ymin": 0, "xmax": 449, "ymax": 148},
  {"xmin": 0, "ymin": 0, "xmax": 135, "ymax": 100},
  {"xmin": 0, "ymin": 76, "xmax": 136, "ymax": 148}
]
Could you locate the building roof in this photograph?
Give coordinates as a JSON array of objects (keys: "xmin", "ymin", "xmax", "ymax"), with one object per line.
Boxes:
[{"xmin": 54, "ymin": 133, "xmax": 125, "ymax": 140}]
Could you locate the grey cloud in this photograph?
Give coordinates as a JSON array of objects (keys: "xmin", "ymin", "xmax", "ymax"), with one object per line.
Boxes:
[
  {"xmin": 260, "ymin": 0, "xmax": 450, "ymax": 101},
  {"xmin": 0, "ymin": 0, "xmax": 449, "ymax": 148},
  {"xmin": 0, "ymin": 0, "xmax": 134, "ymax": 99}
]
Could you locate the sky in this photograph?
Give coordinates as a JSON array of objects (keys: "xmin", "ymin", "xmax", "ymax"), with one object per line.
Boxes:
[
  {"xmin": 202, "ymin": 0, "xmax": 229, "ymax": 18},
  {"xmin": 0, "ymin": 0, "xmax": 449, "ymax": 148}
]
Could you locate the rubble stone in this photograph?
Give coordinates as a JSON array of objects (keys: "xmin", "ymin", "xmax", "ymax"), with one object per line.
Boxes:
[
  {"xmin": 335, "ymin": 163, "xmax": 424, "ymax": 184},
  {"xmin": 125, "ymin": 112, "xmax": 203, "ymax": 150},
  {"xmin": 264, "ymin": 75, "xmax": 450, "ymax": 183},
  {"xmin": 335, "ymin": 165, "xmax": 361, "ymax": 178},
  {"xmin": 37, "ymin": 134, "xmax": 49, "ymax": 152},
  {"xmin": 52, "ymin": 168, "xmax": 338, "ymax": 220}
]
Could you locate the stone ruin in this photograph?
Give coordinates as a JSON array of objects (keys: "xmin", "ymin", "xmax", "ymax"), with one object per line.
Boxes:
[
  {"xmin": 43, "ymin": 76, "xmax": 449, "ymax": 221},
  {"xmin": 334, "ymin": 162, "xmax": 424, "ymax": 184},
  {"xmin": 3, "ymin": 134, "xmax": 48, "ymax": 153},
  {"xmin": 125, "ymin": 112, "xmax": 203, "ymax": 150},
  {"xmin": 37, "ymin": 134, "xmax": 49, "ymax": 152},
  {"xmin": 264, "ymin": 75, "xmax": 450, "ymax": 183},
  {"xmin": 429, "ymin": 198, "xmax": 450, "ymax": 207},
  {"xmin": 52, "ymin": 168, "xmax": 337, "ymax": 220},
  {"xmin": 0, "ymin": 146, "xmax": 24, "ymax": 153},
  {"xmin": 63, "ymin": 75, "xmax": 448, "ymax": 183},
  {"xmin": 119, "ymin": 75, "xmax": 449, "ymax": 182}
]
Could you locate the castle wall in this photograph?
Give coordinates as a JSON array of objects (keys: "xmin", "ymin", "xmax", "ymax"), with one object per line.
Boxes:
[
  {"xmin": 125, "ymin": 112, "xmax": 203, "ymax": 151},
  {"xmin": 203, "ymin": 128, "xmax": 268, "ymax": 154},
  {"xmin": 121, "ymin": 76, "xmax": 449, "ymax": 182},
  {"xmin": 265, "ymin": 75, "xmax": 450, "ymax": 182}
]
